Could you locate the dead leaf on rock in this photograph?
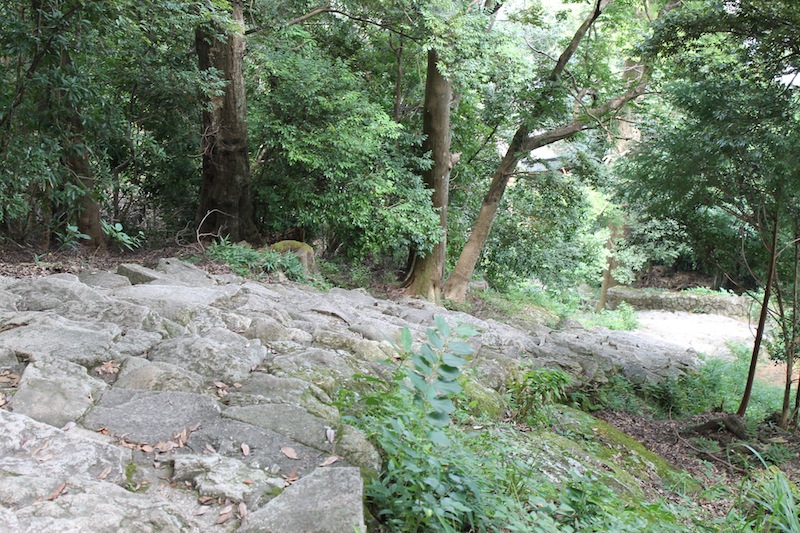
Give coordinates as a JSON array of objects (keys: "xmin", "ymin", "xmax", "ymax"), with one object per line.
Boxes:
[
  {"xmin": 241, "ymin": 443, "xmax": 250, "ymax": 456},
  {"xmin": 60, "ymin": 421, "xmax": 76, "ymax": 432},
  {"xmin": 0, "ymin": 370, "xmax": 20, "ymax": 386},
  {"xmin": 94, "ymin": 361, "xmax": 120, "ymax": 375},
  {"xmin": 97, "ymin": 427, "xmax": 109, "ymax": 435},
  {"xmin": 198, "ymin": 496, "xmax": 214, "ymax": 504},
  {"xmin": 154, "ymin": 441, "xmax": 177, "ymax": 453},
  {"xmin": 215, "ymin": 512, "xmax": 233, "ymax": 525},
  {"xmin": 319, "ymin": 455, "xmax": 341, "ymax": 467},
  {"xmin": 140, "ymin": 444, "xmax": 154, "ymax": 453},
  {"xmin": 242, "ymin": 480, "xmax": 253, "ymax": 485},
  {"xmin": 238, "ymin": 502, "xmax": 248, "ymax": 518},
  {"xmin": 189, "ymin": 421, "xmax": 203, "ymax": 432},
  {"xmin": 219, "ymin": 504, "xmax": 233, "ymax": 515},
  {"xmin": 36, "ymin": 453, "xmax": 54, "ymax": 463},
  {"xmin": 280, "ymin": 446, "xmax": 299, "ymax": 460},
  {"xmin": 204, "ymin": 443, "xmax": 216, "ymax": 454},
  {"xmin": 97, "ymin": 466, "xmax": 112, "ymax": 481},
  {"xmin": 194, "ymin": 506, "xmax": 210, "ymax": 516},
  {"xmin": 325, "ymin": 426, "xmax": 336, "ymax": 444},
  {"xmin": 31, "ymin": 440, "xmax": 50, "ymax": 457},
  {"xmin": 213, "ymin": 381, "xmax": 228, "ymax": 390},
  {"xmin": 47, "ymin": 481, "xmax": 67, "ymax": 501},
  {"xmin": 282, "ymin": 469, "xmax": 299, "ymax": 485}
]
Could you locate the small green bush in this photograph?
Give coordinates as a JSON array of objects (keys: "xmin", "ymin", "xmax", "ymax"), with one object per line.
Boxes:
[{"xmin": 205, "ymin": 239, "xmax": 306, "ymax": 281}]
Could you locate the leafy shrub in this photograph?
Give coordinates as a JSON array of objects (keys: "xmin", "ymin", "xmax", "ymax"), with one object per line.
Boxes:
[
  {"xmin": 508, "ymin": 368, "xmax": 572, "ymax": 425},
  {"xmin": 742, "ymin": 466, "xmax": 800, "ymax": 532},
  {"xmin": 101, "ymin": 221, "xmax": 144, "ymax": 251},
  {"xmin": 205, "ymin": 239, "xmax": 306, "ymax": 281}
]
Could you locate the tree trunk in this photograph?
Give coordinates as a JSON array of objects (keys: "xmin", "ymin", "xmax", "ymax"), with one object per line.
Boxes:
[
  {"xmin": 60, "ymin": 49, "xmax": 105, "ymax": 250},
  {"xmin": 195, "ymin": 0, "xmax": 259, "ymax": 243},
  {"xmin": 737, "ymin": 211, "xmax": 780, "ymax": 417},
  {"xmin": 405, "ymin": 49, "xmax": 453, "ymax": 302}
]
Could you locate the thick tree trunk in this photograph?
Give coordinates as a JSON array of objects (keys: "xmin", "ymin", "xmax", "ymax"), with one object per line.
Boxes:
[
  {"xmin": 405, "ymin": 49, "xmax": 452, "ymax": 302},
  {"xmin": 195, "ymin": 0, "xmax": 259, "ymax": 243}
]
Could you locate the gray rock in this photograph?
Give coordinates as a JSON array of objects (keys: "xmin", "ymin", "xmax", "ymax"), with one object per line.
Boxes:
[
  {"xmin": 148, "ymin": 327, "xmax": 266, "ymax": 383},
  {"xmin": 80, "ymin": 389, "xmax": 222, "ymax": 444},
  {"xmin": 0, "ymin": 410, "xmax": 129, "ymax": 487},
  {"xmin": 78, "ymin": 270, "xmax": 132, "ymax": 289},
  {"xmin": 0, "ymin": 290, "xmax": 20, "ymax": 311},
  {"xmin": 13, "ymin": 479, "xmax": 202, "ymax": 533},
  {"xmin": 8, "ymin": 276, "xmax": 106, "ymax": 311},
  {"xmin": 172, "ymin": 454, "xmax": 284, "ymax": 506},
  {"xmin": 0, "ymin": 312, "xmax": 122, "ymax": 366},
  {"xmin": 184, "ymin": 418, "xmax": 330, "ymax": 476},
  {"xmin": 155, "ymin": 258, "xmax": 219, "ymax": 286},
  {"xmin": 223, "ymin": 404, "xmax": 335, "ymax": 453},
  {"xmin": 111, "ymin": 283, "xmax": 240, "ymax": 327},
  {"xmin": 239, "ymin": 467, "xmax": 365, "ymax": 533},
  {"xmin": 117, "ymin": 263, "xmax": 175, "ymax": 285},
  {"xmin": 9, "ymin": 356, "xmax": 107, "ymax": 428},
  {"xmin": 114, "ymin": 357, "xmax": 205, "ymax": 393}
]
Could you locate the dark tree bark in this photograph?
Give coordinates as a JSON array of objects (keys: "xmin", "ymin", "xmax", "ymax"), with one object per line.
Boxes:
[
  {"xmin": 405, "ymin": 49, "xmax": 453, "ymax": 302},
  {"xmin": 195, "ymin": 0, "xmax": 259, "ymax": 243}
]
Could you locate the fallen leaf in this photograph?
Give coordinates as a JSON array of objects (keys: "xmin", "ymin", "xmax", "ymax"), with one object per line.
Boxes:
[
  {"xmin": 280, "ymin": 446, "xmax": 299, "ymax": 460},
  {"xmin": 60, "ymin": 421, "xmax": 76, "ymax": 432},
  {"xmin": 97, "ymin": 466, "xmax": 112, "ymax": 480},
  {"xmin": 282, "ymin": 469, "xmax": 299, "ymax": 485},
  {"xmin": 36, "ymin": 453, "xmax": 54, "ymax": 463},
  {"xmin": 154, "ymin": 441, "xmax": 177, "ymax": 453},
  {"xmin": 325, "ymin": 426, "xmax": 336, "ymax": 444},
  {"xmin": 233, "ymin": 382, "xmax": 242, "ymax": 388},
  {"xmin": 238, "ymin": 502, "xmax": 248, "ymax": 518},
  {"xmin": 215, "ymin": 511, "xmax": 233, "ymax": 525},
  {"xmin": 94, "ymin": 361, "xmax": 120, "ymax": 375},
  {"xmin": 242, "ymin": 480, "xmax": 253, "ymax": 485},
  {"xmin": 319, "ymin": 455, "xmax": 341, "ymax": 467},
  {"xmin": 140, "ymin": 444, "xmax": 154, "ymax": 453},
  {"xmin": 204, "ymin": 443, "xmax": 216, "ymax": 454},
  {"xmin": 0, "ymin": 370, "xmax": 20, "ymax": 386},
  {"xmin": 97, "ymin": 427, "xmax": 109, "ymax": 435},
  {"xmin": 198, "ymin": 496, "xmax": 214, "ymax": 504},
  {"xmin": 31, "ymin": 440, "xmax": 50, "ymax": 457},
  {"xmin": 47, "ymin": 481, "xmax": 67, "ymax": 500},
  {"xmin": 194, "ymin": 506, "xmax": 210, "ymax": 516},
  {"xmin": 241, "ymin": 443, "xmax": 250, "ymax": 456},
  {"xmin": 213, "ymin": 381, "xmax": 228, "ymax": 390},
  {"xmin": 219, "ymin": 504, "xmax": 233, "ymax": 515},
  {"xmin": 189, "ymin": 422, "xmax": 203, "ymax": 432}
]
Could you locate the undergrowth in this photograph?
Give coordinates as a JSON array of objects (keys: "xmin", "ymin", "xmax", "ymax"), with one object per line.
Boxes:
[{"xmin": 205, "ymin": 238, "xmax": 306, "ymax": 281}]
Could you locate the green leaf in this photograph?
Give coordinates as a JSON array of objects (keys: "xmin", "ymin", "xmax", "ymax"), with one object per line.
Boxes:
[
  {"xmin": 433, "ymin": 379, "xmax": 462, "ymax": 396},
  {"xmin": 427, "ymin": 329, "xmax": 444, "ymax": 350},
  {"xmin": 407, "ymin": 370, "xmax": 429, "ymax": 395},
  {"xmin": 429, "ymin": 397, "xmax": 455, "ymax": 415},
  {"xmin": 427, "ymin": 429, "xmax": 451, "ymax": 446},
  {"xmin": 434, "ymin": 315, "xmax": 450, "ymax": 337},
  {"xmin": 442, "ymin": 353, "xmax": 468, "ymax": 367},
  {"xmin": 454, "ymin": 323, "xmax": 479, "ymax": 338},
  {"xmin": 400, "ymin": 327, "xmax": 413, "ymax": 353},
  {"xmin": 448, "ymin": 340, "xmax": 473, "ymax": 356},
  {"xmin": 426, "ymin": 411, "xmax": 452, "ymax": 427},
  {"xmin": 420, "ymin": 344, "xmax": 438, "ymax": 365},
  {"xmin": 437, "ymin": 364, "xmax": 460, "ymax": 380},
  {"xmin": 411, "ymin": 353, "xmax": 433, "ymax": 376}
]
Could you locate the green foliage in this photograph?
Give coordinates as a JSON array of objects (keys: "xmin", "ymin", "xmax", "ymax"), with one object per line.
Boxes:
[
  {"xmin": 55, "ymin": 224, "xmax": 91, "ymax": 251},
  {"xmin": 575, "ymin": 302, "xmax": 640, "ymax": 331},
  {"xmin": 741, "ymin": 466, "xmax": 800, "ymax": 533},
  {"xmin": 482, "ymin": 171, "xmax": 606, "ymax": 292},
  {"xmin": 205, "ymin": 239, "xmax": 306, "ymax": 282},
  {"xmin": 101, "ymin": 221, "xmax": 144, "ymax": 251},
  {"xmin": 508, "ymin": 368, "xmax": 572, "ymax": 426}
]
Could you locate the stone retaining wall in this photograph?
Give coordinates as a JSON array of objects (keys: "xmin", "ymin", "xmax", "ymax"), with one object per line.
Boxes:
[{"xmin": 606, "ymin": 286, "xmax": 753, "ymax": 319}]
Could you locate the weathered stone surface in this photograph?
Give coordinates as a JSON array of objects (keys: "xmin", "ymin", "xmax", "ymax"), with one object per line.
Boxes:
[
  {"xmin": 118, "ymin": 263, "xmax": 173, "ymax": 285},
  {"xmin": 78, "ymin": 270, "xmax": 132, "ymax": 289},
  {"xmin": 0, "ymin": 313, "xmax": 122, "ymax": 366},
  {"xmin": 184, "ymin": 418, "xmax": 330, "ymax": 476},
  {"xmin": 81, "ymin": 389, "xmax": 221, "ymax": 444},
  {"xmin": 7, "ymin": 276, "xmax": 106, "ymax": 311},
  {"xmin": 172, "ymin": 454, "xmax": 284, "ymax": 505},
  {"xmin": 148, "ymin": 327, "xmax": 267, "ymax": 383},
  {"xmin": 239, "ymin": 467, "xmax": 365, "ymax": 533},
  {"xmin": 155, "ymin": 258, "xmax": 218, "ymax": 286},
  {"xmin": 111, "ymin": 283, "xmax": 240, "ymax": 328},
  {"xmin": 13, "ymin": 479, "xmax": 202, "ymax": 533},
  {"xmin": 114, "ymin": 357, "xmax": 205, "ymax": 393},
  {"xmin": 0, "ymin": 290, "xmax": 20, "ymax": 311},
  {"xmin": 9, "ymin": 356, "xmax": 107, "ymax": 428},
  {"xmin": 0, "ymin": 410, "xmax": 129, "ymax": 487},
  {"xmin": 223, "ymin": 404, "xmax": 335, "ymax": 453}
]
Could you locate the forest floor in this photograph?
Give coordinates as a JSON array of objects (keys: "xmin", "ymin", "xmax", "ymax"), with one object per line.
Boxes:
[{"xmin": 2, "ymin": 244, "xmax": 800, "ymax": 518}]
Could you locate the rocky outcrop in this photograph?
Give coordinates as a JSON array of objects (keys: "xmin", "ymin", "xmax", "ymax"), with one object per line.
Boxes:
[{"xmin": 0, "ymin": 259, "xmax": 702, "ymax": 531}]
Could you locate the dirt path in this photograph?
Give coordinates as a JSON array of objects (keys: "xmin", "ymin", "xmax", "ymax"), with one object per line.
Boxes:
[{"xmin": 633, "ymin": 310, "xmax": 786, "ymax": 386}]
